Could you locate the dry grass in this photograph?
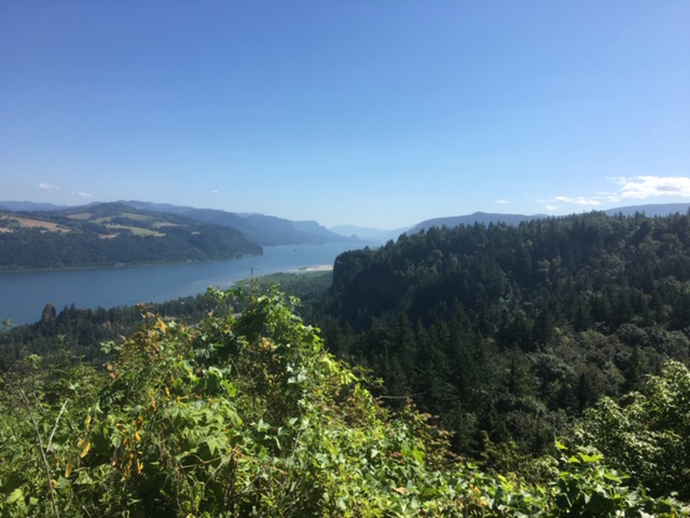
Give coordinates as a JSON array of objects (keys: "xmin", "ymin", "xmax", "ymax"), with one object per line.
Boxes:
[
  {"xmin": 67, "ymin": 212, "xmax": 93, "ymax": 220},
  {"xmin": 105, "ymin": 224, "xmax": 165, "ymax": 237},
  {"xmin": 0, "ymin": 216, "xmax": 70, "ymax": 232},
  {"xmin": 153, "ymin": 222, "xmax": 180, "ymax": 228},
  {"xmin": 121, "ymin": 212, "xmax": 154, "ymax": 221}
]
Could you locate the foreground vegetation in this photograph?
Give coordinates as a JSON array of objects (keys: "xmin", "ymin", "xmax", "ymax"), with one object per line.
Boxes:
[{"xmin": 1, "ymin": 288, "xmax": 688, "ymax": 516}]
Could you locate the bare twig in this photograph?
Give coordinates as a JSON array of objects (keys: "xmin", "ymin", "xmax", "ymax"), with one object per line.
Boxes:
[
  {"xmin": 375, "ymin": 390, "xmax": 430, "ymax": 401},
  {"xmin": 19, "ymin": 390, "xmax": 60, "ymax": 517},
  {"xmin": 2, "ymin": 373, "xmax": 60, "ymax": 518},
  {"xmin": 47, "ymin": 399, "xmax": 69, "ymax": 452}
]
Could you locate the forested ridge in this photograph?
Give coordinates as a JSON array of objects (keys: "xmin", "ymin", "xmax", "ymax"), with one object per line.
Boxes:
[
  {"xmin": 0, "ymin": 203, "xmax": 262, "ymax": 270},
  {"xmin": 2, "ymin": 210, "xmax": 690, "ymax": 515},
  {"xmin": 316, "ymin": 212, "xmax": 690, "ymax": 455}
]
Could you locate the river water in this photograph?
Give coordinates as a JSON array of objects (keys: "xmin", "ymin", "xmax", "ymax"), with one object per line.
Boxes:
[{"xmin": 0, "ymin": 243, "xmax": 359, "ymax": 325}]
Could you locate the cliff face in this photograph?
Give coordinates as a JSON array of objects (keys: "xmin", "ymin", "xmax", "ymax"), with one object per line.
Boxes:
[{"xmin": 41, "ymin": 303, "xmax": 56, "ymax": 324}]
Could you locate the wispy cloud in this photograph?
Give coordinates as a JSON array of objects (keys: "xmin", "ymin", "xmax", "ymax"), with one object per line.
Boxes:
[
  {"xmin": 210, "ymin": 189, "xmax": 220, "ymax": 194},
  {"xmin": 619, "ymin": 176, "xmax": 690, "ymax": 199},
  {"xmin": 553, "ymin": 195, "xmax": 602, "ymax": 206},
  {"xmin": 541, "ymin": 176, "xmax": 690, "ymax": 213},
  {"xmin": 495, "ymin": 199, "xmax": 508, "ymax": 204},
  {"xmin": 38, "ymin": 183, "xmax": 59, "ymax": 190},
  {"xmin": 72, "ymin": 191, "xmax": 94, "ymax": 198}
]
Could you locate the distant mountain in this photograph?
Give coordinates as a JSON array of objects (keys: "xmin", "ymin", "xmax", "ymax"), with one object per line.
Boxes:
[
  {"xmin": 7, "ymin": 200, "xmax": 690, "ymax": 245},
  {"xmin": 408, "ymin": 211, "xmax": 547, "ymax": 234},
  {"xmin": 119, "ymin": 201, "xmax": 359, "ymax": 246},
  {"xmin": 329, "ymin": 225, "xmax": 411, "ymax": 243},
  {"xmin": 407, "ymin": 203, "xmax": 690, "ymax": 235},
  {"xmin": 0, "ymin": 202, "xmax": 261, "ymax": 270},
  {"xmin": 604, "ymin": 203, "xmax": 690, "ymax": 217},
  {"xmin": 0, "ymin": 201, "xmax": 68, "ymax": 212}
]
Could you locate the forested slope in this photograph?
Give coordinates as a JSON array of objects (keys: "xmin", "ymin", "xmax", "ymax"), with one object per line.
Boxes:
[
  {"xmin": 0, "ymin": 203, "xmax": 261, "ymax": 270},
  {"xmin": 318, "ymin": 211, "xmax": 690, "ymax": 456}
]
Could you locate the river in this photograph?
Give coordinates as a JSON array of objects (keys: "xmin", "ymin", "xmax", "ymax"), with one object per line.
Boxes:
[{"xmin": 0, "ymin": 243, "xmax": 361, "ymax": 325}]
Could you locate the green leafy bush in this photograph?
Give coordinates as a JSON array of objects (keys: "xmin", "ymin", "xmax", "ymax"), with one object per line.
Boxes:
[
  {"xmin": 0, "ymin": 288, "xmax": 686, "ymax": 516},
  {"xmin": 579, "ymin": 360, "xmax": 690, "ymax": 500}
]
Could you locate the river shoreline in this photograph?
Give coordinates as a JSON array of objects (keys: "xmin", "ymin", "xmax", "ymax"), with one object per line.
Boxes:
[{"xmin": 0, "ymin": 252, "xmax": 263, "ymax": 275}]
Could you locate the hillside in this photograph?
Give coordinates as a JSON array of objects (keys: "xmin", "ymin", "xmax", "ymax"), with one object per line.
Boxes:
[
  {"xmin": 329, "ymin": 210, "xmax": 690, "ymax": 329},
  {"xmin": 120, "ymin": 200, "xmax": 357, "ymax": 246},
  {"xmin": 0, "ymin": 203, "xmax": 261, "ymax": 270},
  {"xmin": 313, "ymin": 211, "xmax": 690, "ymax": 464},
  {"xmin": 0, "ymin": 199, "xmax": 363, "ymax": 247}
]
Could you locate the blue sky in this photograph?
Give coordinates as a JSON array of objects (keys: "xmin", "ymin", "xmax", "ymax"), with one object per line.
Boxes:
[{"xmin": 1, "ymin": 1, "xmax": 689, "ymax": 228}]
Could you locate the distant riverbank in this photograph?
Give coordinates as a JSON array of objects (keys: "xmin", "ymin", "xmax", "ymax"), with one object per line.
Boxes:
[
  {"xmin": 295, "ymin": 264, "xmax": 333, "ymax": 272},
  {"xmin": 0, "ymin": 251, "xmax": 261, "ymax": 274}
]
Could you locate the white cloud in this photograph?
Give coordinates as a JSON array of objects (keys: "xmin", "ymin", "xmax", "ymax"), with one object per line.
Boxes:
[
  {"xmin": 210, "ymin": 189, "xmax": 220, "ymax": 194},
  {"xmin": 553, "ymin": 195, "xmax": 601, "ymax": 206},
  {"xmin": 619, "ymin": 176, "xmax": 690, "ymax": 199},
  {"xmin": 541, "ymin": 176, "xmax": 690, "ymax": 214},
  {"xmin": 495, "ymin": 199, "xmax": 508, "ymax": 204},
  {"xmin": 38, "ymin": 183, "xmax": 59, "ymax": 190}
]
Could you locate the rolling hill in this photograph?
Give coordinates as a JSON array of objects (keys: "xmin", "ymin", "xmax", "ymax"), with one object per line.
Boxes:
[
  {"xmin": 120, "ymin": 200, "xmax": 358, "ymax": 246},
  {"xmin": 0, "ymin": 203, "xmax": 262, "ymax": 270}
]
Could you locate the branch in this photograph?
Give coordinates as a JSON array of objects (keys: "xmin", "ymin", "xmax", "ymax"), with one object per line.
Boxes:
[
  {"xmin": 375, "ymin": 390, "xmax": 430, "ymax": 401},
  {"xmin": 47, "ymin": 399, "xmax": 69, "ymax": 452},
  {"xmin": 2, "ymin": 373, "xmax": 60, "ymax": 518}
]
